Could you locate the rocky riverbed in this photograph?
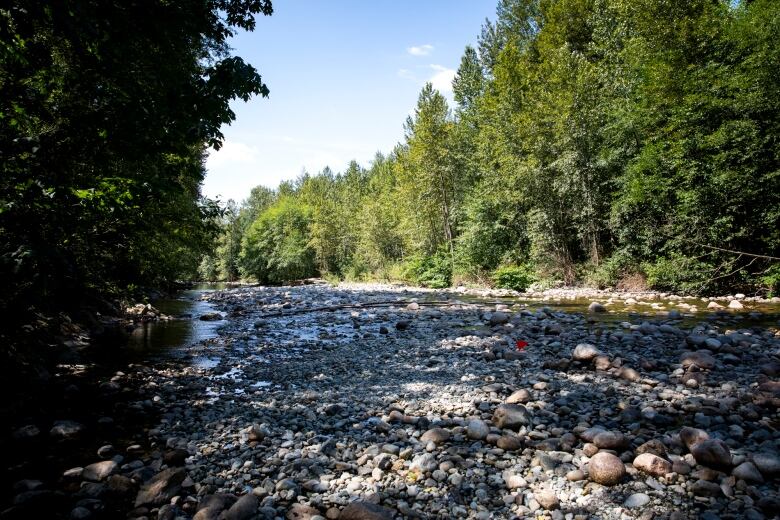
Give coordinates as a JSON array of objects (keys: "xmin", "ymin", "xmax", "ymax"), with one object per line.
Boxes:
[{"xmin": 3, "ymin": 283, "xmax": 780, "ymax": 519}]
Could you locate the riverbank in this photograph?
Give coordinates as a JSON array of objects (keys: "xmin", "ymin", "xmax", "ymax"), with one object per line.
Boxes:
[{"xmin": 2, "ymin": 282, "xmax": 779, "ymax": 519}]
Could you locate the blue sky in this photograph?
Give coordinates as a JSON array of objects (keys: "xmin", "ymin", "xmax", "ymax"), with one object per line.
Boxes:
[{"xmin": 203, "ymin": 0, "xmax": 496, "ymax": 203}]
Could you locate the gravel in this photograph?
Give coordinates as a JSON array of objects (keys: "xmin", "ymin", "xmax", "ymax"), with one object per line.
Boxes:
[{"xmin": 4, "ymin": 282, "xmax": 780, "ymax": 519}]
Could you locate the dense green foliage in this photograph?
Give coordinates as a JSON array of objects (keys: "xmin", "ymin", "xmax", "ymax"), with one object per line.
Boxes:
[
  {"xmin": 1, "ymin": 1, "xmax": 272, "ymax": 315},
  {"xmin": 214, "ymin": 0, "xmax": 778, "ymax": 295}
]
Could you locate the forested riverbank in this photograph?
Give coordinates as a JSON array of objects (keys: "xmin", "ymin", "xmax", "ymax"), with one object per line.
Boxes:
[{"xmin": 202, "ymin": 0, "xmax": 780, "ymax": 297}]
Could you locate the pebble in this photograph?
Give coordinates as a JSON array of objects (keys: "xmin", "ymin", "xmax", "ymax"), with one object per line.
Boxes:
[{"xmin": 9, "ymin": 283, "xmax": 780, "ymax": 520}]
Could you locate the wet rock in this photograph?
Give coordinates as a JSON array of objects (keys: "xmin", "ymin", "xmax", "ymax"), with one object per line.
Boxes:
[
  {"xmin": 588, "ymin": 302, "xmax": 606, "ymax": 313},
  {"xmin": 633, "ymin": 453, "xmax": 672, "ymax": 477},
  {"xmin": 588, "ymin": 452, "xmax": 626, "ymax": 485},
  {"xmin": 199, "ymin": 312, "xmax": 223, "ymax": 321}
]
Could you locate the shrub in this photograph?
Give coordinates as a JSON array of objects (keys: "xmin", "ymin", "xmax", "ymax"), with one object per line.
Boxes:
[
  {"xmin": 759, "ymin": 264, "xmax": 780, "ymax": 297},
  {"xmin": 586, "ymin": 251, "xmax": 636, "ymax": 289},
  {"xmin": 404, "ymin": 250, "xmax": 453, "ymax": 289},
  {"xmin": 643, "ymin": 254, "xmax": 713, "ymax": 294},
  {"xmin": 492, "ymin": 264, "xmax": 535, "ymax": 292}
]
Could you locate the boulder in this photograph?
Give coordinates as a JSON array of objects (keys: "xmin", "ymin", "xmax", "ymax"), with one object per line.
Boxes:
[
  {"xmin": 506, "ymin": 389, "xmax": 531, "ymax": 404},
  {"xmin": 493, "ymin": 403, "xmax": 531, "ymax": 430},
  {"xmin": 588, "ymin": 302, "xmax": 606, "ymax": 313},
  {"xmin": 223, "ymin": 494, "xmax": 259, "ymax": 520},
  {"xmin": 572, "ymin": 343, "xmax": 601, "ymax": 362},
  {"xmin": 466, "ymin": 420, "xmax": 489, "ymax": 440},
  {"xmin": 49, "ymin": 420, "xmax": 85, "ymax": 441},
  {"xmin": 732, "ymin": 462, "xmax": 764, "ymax": 483},
  {"xmin": 679, "ymin": 427, "xmax": 709, "ymax": 450},
  {"xmin": 134, "ymin": 468, "xmax": 187, "ymax": 507},
  {"xmin": 340, "ymin": 501, "xmax": 395, "ymax": 520},
  {"xmin": 420, "ymin": 428, "xmax": 450, "ymax": 444},
  {"xmin": 488, "ymin": 311, "xmax": 510, "ymax": 325},
  {"xmin": 593, "ymin": 431, "xmax": 628, "ymax": 450},
  {"xmin": 680, "ymin": 351, "xmax": 716, "ymax": 370},
  {"xmin": 82, "ymin": 461, "xmax": 118, "ymax": 482},
  {"xmin": 633, "ymin": 453, "xmax": 672, "ymax": 477},
  {"xmin": 690, "ymin": 439, "xmax": 732, "ymax": 469},
  {"xmin": 588, "ymin": 452, "xmax": 626, "ymax": 485}
]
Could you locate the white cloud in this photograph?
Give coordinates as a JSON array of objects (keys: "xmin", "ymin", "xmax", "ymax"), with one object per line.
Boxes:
[
  {"xmin": 429, "ymin": 64, "xmax": 456, "ymax": 94},
  {"xmin": 206, "ymin": 141, "xmax": 259, "ymax": 168},
  {"xmin": 407, "ymin": 44, "xmax": 434, "ymax": 56}
]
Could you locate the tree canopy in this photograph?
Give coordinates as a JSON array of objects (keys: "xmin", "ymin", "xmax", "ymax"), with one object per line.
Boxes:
[
  {"xmin": 206, "ymin": 0, "xmax": 779, "ymax": 295},
  {"xmin": 1, "ymin": 1, "xmax": 273, "ymax": 316}
]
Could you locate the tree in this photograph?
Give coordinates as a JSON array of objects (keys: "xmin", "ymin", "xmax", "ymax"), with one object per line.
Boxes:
[{"xmin": 0, "ymin": 0, "xmax": 273, "ymax": 317}]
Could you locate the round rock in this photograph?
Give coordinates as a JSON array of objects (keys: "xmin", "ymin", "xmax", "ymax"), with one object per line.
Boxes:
[{"xmin": 588, "ymin": 452, "xmax": 626, "ymax": 486}]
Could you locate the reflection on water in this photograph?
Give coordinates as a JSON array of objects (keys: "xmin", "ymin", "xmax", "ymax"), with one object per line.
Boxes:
[
  {"xmin": 449, "ymin": 293, "xmax": 780, "ymax": 327},
  {"xmin": 126, "ymin": 283, "xmax": 227, "ymax": 353}
]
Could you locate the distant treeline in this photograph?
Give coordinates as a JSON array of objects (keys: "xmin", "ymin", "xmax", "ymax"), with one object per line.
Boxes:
[{"xmin": 204, "ymin": 0, "xmax": 780, "ymax": 295}]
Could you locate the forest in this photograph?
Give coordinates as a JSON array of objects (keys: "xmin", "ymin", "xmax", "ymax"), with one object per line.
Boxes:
[
  {"xmin": 2, "ymin": 0, "xmax": 780, "ymax": 330},
  {"xmin": 202, "ymin": 0, "xmax": 780, "ymax": 296}
]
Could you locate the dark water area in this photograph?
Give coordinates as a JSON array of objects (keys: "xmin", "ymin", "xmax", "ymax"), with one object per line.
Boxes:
[
  {"xmin": 448, "ymin": 292, "xmax": 780, "ymax": 329},
  {"xmin": 124, "ymin": 282, "xmax": 228, "ymax": 356}
]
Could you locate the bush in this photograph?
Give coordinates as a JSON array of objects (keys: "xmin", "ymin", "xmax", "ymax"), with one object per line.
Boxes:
[
  {"xmin": 404, "ymin": 250, "xmax": 453, "ymax": 288},
  {"xmin": 760, "ymin": 264, "xmax": 780, "ymax": 297},
  {"xmin": 585, "ymin": 251, "xmax": 636, "ymax": 289},
  {"xmin": 643, "ymin": 254, "xmax": 713, "ymax": 294},
  {"xmin": 492, "ymin": 264, "xmax": 535, "ymax": 292}
]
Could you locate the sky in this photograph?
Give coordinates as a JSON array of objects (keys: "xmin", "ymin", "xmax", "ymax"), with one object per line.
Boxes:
[{"xmin": 202, "ymin": 0, "xmax": 496, "ymax": 203}]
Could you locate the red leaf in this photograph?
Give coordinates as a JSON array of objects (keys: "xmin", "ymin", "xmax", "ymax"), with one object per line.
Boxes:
[{"xmin": 516, "ymin": 340, "xmax": 528, "ymax": 350}]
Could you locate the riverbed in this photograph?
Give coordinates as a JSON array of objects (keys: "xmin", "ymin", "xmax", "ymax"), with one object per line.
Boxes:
[{"xmin": 3, "ymin": 282, "xmax": 779, "ymax": 520}]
